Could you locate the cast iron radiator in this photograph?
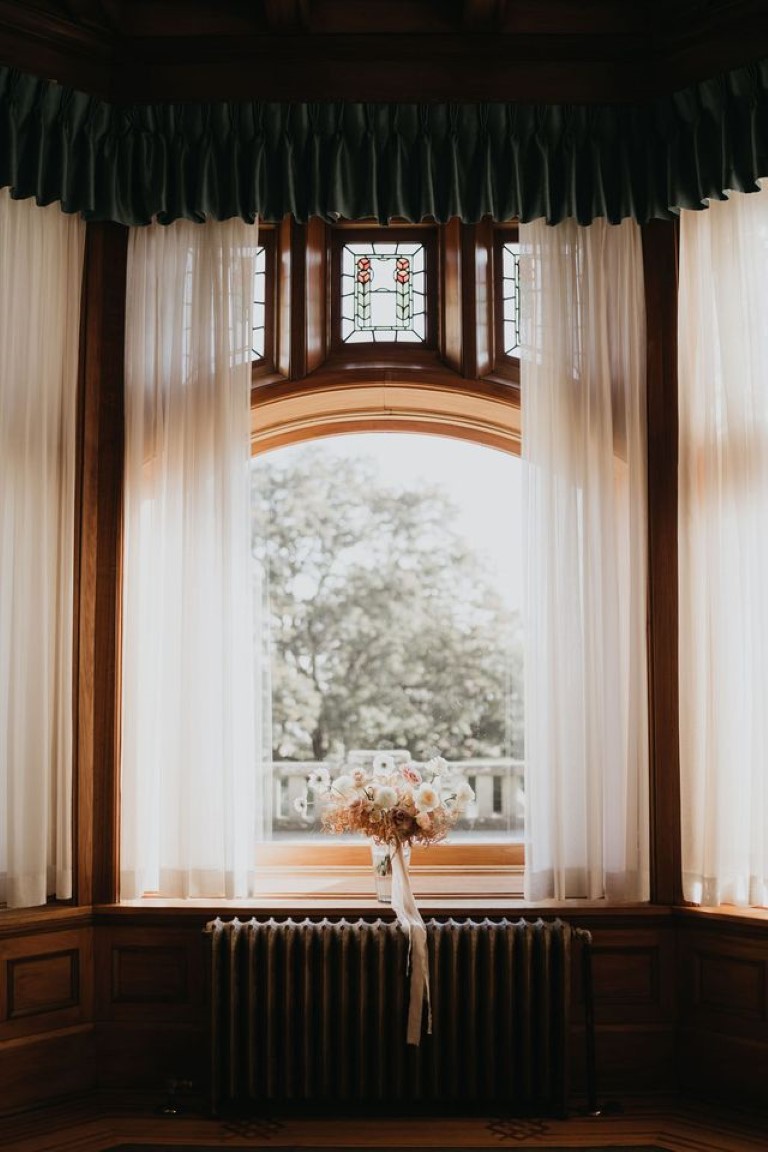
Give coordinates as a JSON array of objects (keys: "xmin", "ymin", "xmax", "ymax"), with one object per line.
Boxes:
[{"xmin": 204, "ymin": 916, "xmax": 594, "ymax": 1115}]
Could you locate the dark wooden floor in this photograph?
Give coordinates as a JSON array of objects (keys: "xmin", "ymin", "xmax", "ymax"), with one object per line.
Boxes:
[{"xmin": 0, "ymin": 1094, "xmax": 766, "ymax": 1152}]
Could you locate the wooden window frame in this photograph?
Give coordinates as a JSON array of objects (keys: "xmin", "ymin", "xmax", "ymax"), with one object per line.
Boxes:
[
  {"xmin": 250, "ymin": 224, "xmax": 278, "ymax": 384},
  {"xmin": 250, "ymin": 377, "xmax": 524, "ymax": 894},
  {"xmin": 488, "ymin": 223, "xmax": 521, "ymax": 389}
]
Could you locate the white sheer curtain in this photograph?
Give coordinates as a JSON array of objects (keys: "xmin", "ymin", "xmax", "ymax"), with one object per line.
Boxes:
[
  {"xmin": 121, "ymin": 218, "xmax": 262, "ymax": 900},
  {"xmin": 520, "ymin": 217, "xmax": 649, "ymax": 902},
  {"xmin": 0, "ymin": 190, "xmax": 84, "ymax": 908},
  {"xmin": 679, "ymin": 184, "xmax": 768, "ymax": 908}
]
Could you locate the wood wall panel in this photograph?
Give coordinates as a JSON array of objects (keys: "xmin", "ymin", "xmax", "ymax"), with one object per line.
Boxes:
[
  {"xmin": 0, "ymin": 924, "xmax": 95, "ymax": 1113},
  {"xmin": 0, "ymin": 1025, "xmax": 94, "ymax": 1116},
  {"xmin": 571, "ymin": 1024, "xmax": 677, "ymax": 1095},
  {"xmin": 677, "ymin": 1029, "xmax": 768, "ymax": 1110},
  {"xmin": 0, "ymin": 928, "xmax": 93, "ymax": 1042},
  {"xmin": 592, "ymin": 947, "xmax": 660, "ymax": 1007},
  {"xmin": 678, "ymin": 925, "xmax": 768, "ymax": 1039},
  {"xmin": 93, "ymin": 1021, "xmax": 207, "ymax": 1092},
  {"xmin": 676, "ymin": 916, "xmax": 768, "ymax": 1107},
  {"xmin": 7, "ymin": 950, "xmax": 79, "ymax": 1020},
  {"xmin": 95, "ymin": 925, "xmax": 205, "ymax": 1025},
  {"xmin": 0, "ymin": 911, "xmax": 765, "ymax": 1110},
  {"xmin": 112, "ymin": 946, "xmax": 188, "ymax": 1004},
  {"xmin": 579, "ymin": 927, "xmax": 675, "ymax": 1028},
  {"xmin": 694, "ymin": 951, "xmax": 766, "ymax": 1021},
  {"xmin": 90, "ymin": 912, "xmax": 681, "ymax": 1099}
]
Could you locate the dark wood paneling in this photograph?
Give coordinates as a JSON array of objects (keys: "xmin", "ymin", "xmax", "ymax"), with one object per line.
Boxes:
[
  {"xmin": 93, "ymin": 1020, "xmax": 206, "ymax": 1091},
  {"xmin": 678, "ymin": 1028, "xmax": 768, "ymax": 1109},
  {"xmin": 112, "ymin": 946, "xmax": 188, "ymax": 1004},
  {"xmin": 592, "ymin": 946, "xmax": 660, "ymax": 1007},
  {"xmin": 572, "ymin": 1024, "xmax": 677, "ymax": 1094},
  {"xmin": 676, "ymin": 915, "xmax": 768, "ymax": 1106},
  {"xmin": 89, "ymin": 910, "xmax": 680, "ymax": 1100},
  {"xmin": 76, "ymin": 221, "xmax": 129, "ymax": 908},
  {"xmin": 305, "ymin": 217, "xmax": 328, "ymax": 375},
  {"xmin": 679, "ymin": 926, "xmax": 768, "ymax": 1037},
  {"xmin": 694, "ymin": 951, "xmax": 766, "ymax": 1021},
  {"xmin": 2, "ymin": 0, "xmax": 768, "ymax": 104},
  {"xmin": 0, "ymin": 0, "xmax": 115, "ymax": 95},
  {"xmin": 0, "ymin": 928, "xmax": 93, "ymax": 1040},
  {"xmin": 642, "ymin": 219, "xmax": 682, "ymax": 906},
  {"xmin": 0, "ymin": 1026, "xmax": 94, "ymax": 1116},
  {"xmin": 0, "ymin": 925, "xmax": 95, "ymax": 1111},
  {"xmin": 95, "ymin": 924, "xmax": 205, "ymax": 1024},
  {"xmin": 440, "ymin": 218, "xmax": 462, "ymax": 376},
  {"xmin": 7, "ymin": 950, "xmax": 79, "ymax": 1019}
]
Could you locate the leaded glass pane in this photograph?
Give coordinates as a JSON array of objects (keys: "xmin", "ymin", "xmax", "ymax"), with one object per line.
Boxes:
[
  {"xmin": 252, "ymin": 245, "xmax": 266, "ymax": 361},
  {"xmin": 502, "ymin": 241, "xmax": 521, "ymax": 357},
  {"xmin": 341, "ymin": 241, "xmax": 426, "ymax": 343}
]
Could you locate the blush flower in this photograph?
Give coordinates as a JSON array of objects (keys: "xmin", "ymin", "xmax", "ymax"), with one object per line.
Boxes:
[{"xmin": 402, "ymin": 763, "xmax": 422, "ymax": 786}]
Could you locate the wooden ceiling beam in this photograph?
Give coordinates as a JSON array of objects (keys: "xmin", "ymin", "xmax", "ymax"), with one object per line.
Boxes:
[
  {"xmin": 263, "ymin": 0, "xmax": 309, "ymax": 33},
  {"xmin": 461, "ymin": 0, "xmax": 508, "ymax": 32}
]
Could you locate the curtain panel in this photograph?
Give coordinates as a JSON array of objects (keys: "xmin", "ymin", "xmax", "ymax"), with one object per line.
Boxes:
[
  {"xmin": 0, "ymin": 58, "xmax": 767, "ymax": 227},
  {"xmin": 0, "ymin": 188, "xmax": 84, "ymax": 908},
  {"xmin": 520, "ymin": 217, "xmax": 649, "ymax": 902},
  {"xmin": 678, "ymin": 183, "xmax": 768, "ymax": 908},
  {"xmin": 121, "ymin": 217, "xmax": 261, "ymax": 900}
]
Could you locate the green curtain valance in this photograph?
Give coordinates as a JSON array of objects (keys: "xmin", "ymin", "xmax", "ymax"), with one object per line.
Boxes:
[{"xmin": 1, "ymin": 59, "xmax": 766, "ymax": 226}]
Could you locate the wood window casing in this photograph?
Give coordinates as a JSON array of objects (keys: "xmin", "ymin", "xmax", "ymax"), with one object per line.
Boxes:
[{"xmin": 60, "ymin": 213, "xmax": 686, "ymax": 911}]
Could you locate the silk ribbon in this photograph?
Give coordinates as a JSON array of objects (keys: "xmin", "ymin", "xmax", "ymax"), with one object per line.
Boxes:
[{"xmin": 390, "ymin": 840, "xmax": 431, "ymax": 1045}]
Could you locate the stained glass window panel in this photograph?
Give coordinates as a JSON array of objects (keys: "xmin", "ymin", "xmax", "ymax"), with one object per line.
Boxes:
[
  {"xmin": 252, "ymin": 245, "xmax": 266, "ymax": 361},
  {"xmin": 341, "ymin": 242, "xmax": 426, "ymax": 343},
  {"xmin": 502, "ymin": 242, "xmax": 521, "ymax": 357}
]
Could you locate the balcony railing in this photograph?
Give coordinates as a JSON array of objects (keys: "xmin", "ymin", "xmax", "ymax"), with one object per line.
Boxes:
[{"xmin": 269, "ymin": 755, "xmax": 525, "ymax": 840}]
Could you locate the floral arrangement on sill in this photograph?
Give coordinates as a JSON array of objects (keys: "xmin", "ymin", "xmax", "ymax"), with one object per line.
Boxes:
[
  {"xmin": 294, "ymin": 752, "xmax": 476, "ymax": 851},
  {"xmin": 294, "ymin": 752, "xmax": 476, "ymax": 1047}
]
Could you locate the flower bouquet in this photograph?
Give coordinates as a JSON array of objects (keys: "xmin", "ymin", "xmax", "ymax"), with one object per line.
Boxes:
[
  {"xmin": 295, "ymin": 752, "xmax": 475, "ymax": 1045},
  {"xmin": 297, "ymin": 751, "xmax": 475, "ymax": 852}
]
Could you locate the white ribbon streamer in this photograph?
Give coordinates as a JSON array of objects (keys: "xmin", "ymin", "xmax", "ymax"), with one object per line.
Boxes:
[{"xmin": 390, "ymin": 841, "xmax": 431, "ymax": 1045}]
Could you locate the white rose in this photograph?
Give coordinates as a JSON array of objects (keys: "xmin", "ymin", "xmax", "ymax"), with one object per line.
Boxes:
[
  {"xmin": 414, "ymin": 782, "xmax": 441, "ymax": 812},
  {"xmin": 333, "ymin": 774, "xmax": 356, "ymax": 798}
]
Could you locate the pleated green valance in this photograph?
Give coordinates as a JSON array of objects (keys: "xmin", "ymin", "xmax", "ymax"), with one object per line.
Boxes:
[{"xmin": 1, "ymin": 59, "xmax": 766, "ymax": 226}]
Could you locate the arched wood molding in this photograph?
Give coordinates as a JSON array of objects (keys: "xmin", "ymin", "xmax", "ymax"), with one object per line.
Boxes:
[{"xmin": 251, "ymin": 378, "xmax": 522, "ymax": 455}]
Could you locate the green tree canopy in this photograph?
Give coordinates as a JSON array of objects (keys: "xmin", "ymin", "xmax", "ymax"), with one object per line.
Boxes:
[{"xmin": 252, "ymin": 442, "xmax": 523, "ymax": 763}]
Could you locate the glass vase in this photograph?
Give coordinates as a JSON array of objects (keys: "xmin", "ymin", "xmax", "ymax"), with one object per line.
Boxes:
[{"xmin": 370, "ymin": 841, "xmax": 411, "ymax": 903}]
